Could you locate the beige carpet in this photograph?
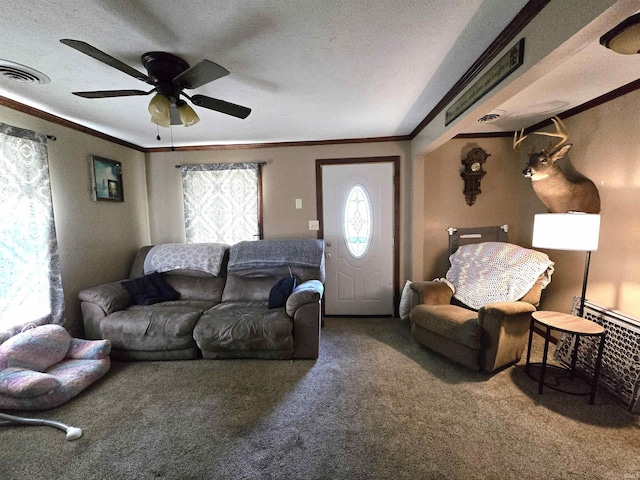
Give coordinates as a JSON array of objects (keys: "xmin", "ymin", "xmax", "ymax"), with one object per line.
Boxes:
[{"xmin": 1, "ymin": 318, "xmax": 638, "ymax": 480}]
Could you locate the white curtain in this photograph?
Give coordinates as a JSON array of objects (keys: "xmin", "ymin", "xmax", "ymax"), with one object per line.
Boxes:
[
  {"xmin": 182, "ymin": 163, "xmax": 261, "ymax": 244},
  {"xmin": 0, "ymin": 123, "xmax": 64, "ymax": 337}
]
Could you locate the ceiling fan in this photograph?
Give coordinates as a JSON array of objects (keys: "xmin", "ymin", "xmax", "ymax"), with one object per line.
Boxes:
[{"xmin": 60, "ymin": 39, "xmax": 251, "ymax": 128}]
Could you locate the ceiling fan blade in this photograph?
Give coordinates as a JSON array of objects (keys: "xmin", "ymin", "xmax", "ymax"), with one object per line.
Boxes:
[
  {"xmin": 72, "ymin": 89, "xmax": 153, "ymax": 99},
  {"xmin": 60, "ymin": 39, "xmax": 150, "ymax": 84},
  {"xmin": 190, "ymin": 94, "xmax": 251, "ymax": 119},
  {"xmin": 174, "ymin": 60, "xmax": 230, "ymax": 89}
]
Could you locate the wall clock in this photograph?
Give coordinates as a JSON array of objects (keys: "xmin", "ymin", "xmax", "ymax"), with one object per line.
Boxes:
[{"xmin": 460, "ymin": 147, "xmax": 490, "ymax": 206}]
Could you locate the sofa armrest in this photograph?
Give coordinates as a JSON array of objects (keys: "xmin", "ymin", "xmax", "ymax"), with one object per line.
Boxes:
[
  {"xmin": 409, "ymin": 281, "xmax": 453, "ymax": 306},
  {"xmin": 480, "ymin": 301, "xmax": 536, "ymax": 317},
  {"xmin": 292, "ymin": 302, "xmax": 321, "ymax": 359},
  {"xmin": 478, "ymin": 301, "xmax": 536, "ymax": 372},
  {"xmin": 287, "ymin": 280, "xmax": 323, "ymax": 359},
  {"xmin": 78, "ymin": 281, "xmax": 133, "ymax": 315},
  {"xmin": 286, "ymin": 280, "xmax": 324, "ymax": 317}
]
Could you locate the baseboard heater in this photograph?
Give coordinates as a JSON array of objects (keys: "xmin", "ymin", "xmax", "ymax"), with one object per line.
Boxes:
[{"xmin": 555, "ymin": 298, "xmax": 640, "ymax": 412}]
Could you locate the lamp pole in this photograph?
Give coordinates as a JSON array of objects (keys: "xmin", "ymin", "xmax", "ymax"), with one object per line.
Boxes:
[{"xmin": 579, "ymin": 250, "xmax": 592, "ymax": 318}]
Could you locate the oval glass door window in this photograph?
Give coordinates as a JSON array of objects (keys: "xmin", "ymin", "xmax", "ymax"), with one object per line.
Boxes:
[{"xmin": 343, "ymin": 184, "xmax": 372, "ymax": 259}]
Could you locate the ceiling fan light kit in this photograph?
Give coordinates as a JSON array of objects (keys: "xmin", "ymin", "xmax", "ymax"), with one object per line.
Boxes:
[
  {"xmin": 148, "ymin": 93, "xmax": 170, "ymax": 120},
  {"xmin": 151, "ymin": 115, "xmax": 171, "ymax": 129},
  {"xmin": 177, "ymin": 101, "xmax": 199, "ymax": 127},
  {"xmin": 60, "ymin": 39, "xmax": 250, "ymax": 136},
  {"xmin": 600, "ymin": 12, "xmax": 640, "ymax": 55}
]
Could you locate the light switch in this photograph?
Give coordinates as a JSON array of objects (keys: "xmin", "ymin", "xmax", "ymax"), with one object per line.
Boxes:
[
  {"xmin": 309, "ymin": 220, "xmax": 320, "ymax": 231},
  {"xmin": 295, "ymin": 198, "xmax": 302, "ymax": 209}
]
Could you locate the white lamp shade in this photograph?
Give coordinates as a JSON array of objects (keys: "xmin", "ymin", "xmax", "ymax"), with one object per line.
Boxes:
[{"xmin": 532, "ymin": 213, "xmax": 600, "ymax": 251}]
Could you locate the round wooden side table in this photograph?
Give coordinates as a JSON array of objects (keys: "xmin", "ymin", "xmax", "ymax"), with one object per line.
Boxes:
[{"xmin": 525, "ymin": 310, "xmax": 606, "ymax": 405}]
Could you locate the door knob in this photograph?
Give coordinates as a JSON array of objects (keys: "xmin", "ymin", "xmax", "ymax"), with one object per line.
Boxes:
[{"xmin": 326, "ymin": 253, "xmax": 332, "ymax": 259}]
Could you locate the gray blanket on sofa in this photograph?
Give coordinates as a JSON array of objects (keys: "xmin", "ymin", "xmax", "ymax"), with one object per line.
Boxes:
[{"xmin": 228, "ymin": 239, "xmax": 324, "ymax": 272}]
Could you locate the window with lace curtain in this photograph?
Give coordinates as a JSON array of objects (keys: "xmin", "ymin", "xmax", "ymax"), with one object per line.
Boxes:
[
  {"xmin": 181, "ymin": 163, "xmax": 263, "ymax": 244},
  {"xmin": 0, "ymin": 123, "xmax": 64, "ymax": 337}
]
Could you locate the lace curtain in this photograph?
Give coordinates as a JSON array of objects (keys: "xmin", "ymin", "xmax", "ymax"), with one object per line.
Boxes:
[
  {"xmin": 181, "ymin": 163, "xmax": 261, "ymax": 244},
  {"xmin": 0, "ymin": 123, "xmax": 64, "ymax": 337}
]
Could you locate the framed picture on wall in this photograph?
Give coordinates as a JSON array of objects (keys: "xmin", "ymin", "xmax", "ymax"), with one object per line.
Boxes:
[{"xmin": 90, "ymin": 155, "xmax": 124, "ymax": 202}]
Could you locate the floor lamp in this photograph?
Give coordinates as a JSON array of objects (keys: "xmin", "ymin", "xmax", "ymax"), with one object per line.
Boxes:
[{"xmin": 532, "ymin": 212, "xmax": 601, "ymax": 317}]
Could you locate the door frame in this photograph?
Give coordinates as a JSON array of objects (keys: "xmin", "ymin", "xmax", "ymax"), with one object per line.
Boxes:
[{"xmin": 316, "ymin": 156, "xmax": 400, "ymax": 317}]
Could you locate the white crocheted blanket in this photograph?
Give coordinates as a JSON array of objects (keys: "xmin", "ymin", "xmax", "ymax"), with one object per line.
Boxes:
[
  {"xmin": 144, "ymin": 243, "xmax": 229, "ymax": 277},
  {"xmin": 445, "ymin": 242, "xmax": 554, "ymax": 310}
]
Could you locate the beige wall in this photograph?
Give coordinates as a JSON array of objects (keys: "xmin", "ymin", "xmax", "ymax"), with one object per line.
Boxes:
[
  {"xmin": 3, "ymin": 77, "xmax": 639, "ymax": 337},
  {"xmin": 146, "ymin": 141, "xmax": 413, "ymax": 287},
  {"xmin": 415, "ymin": 89, "xmax": 640, "ymax": 320},
  {"xmin": 522, "ymin": 90, "xmax": 640, "ymax": 318},
  {"xmin": 0, "ymin": 106, "xmax": 150, "ymax": 336},
  {"xmin": 418, "ymin": 136, "xmax": 531, "ymax": 279}
]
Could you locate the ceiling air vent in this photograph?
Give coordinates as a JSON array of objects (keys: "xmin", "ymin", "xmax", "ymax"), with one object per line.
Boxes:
[
  {"xmin": 0, "ymin": 60, "xmax": 50, "ymax": 85},
  {"xmin": 477, "ymin": 109, "xmax": 505, "ymax": 123},
  {"xmin": 478, "ymin": 113, "xmax": 500, "ymax": 123}
]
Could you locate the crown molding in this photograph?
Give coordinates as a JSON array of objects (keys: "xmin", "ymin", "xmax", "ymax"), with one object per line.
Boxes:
[
  {"xmin": 410, "ymin": 0, "xmax": 551, "ymax": 139},
  {"xmin": 0, "ymin": 95, "xmax": 144, "ymax": 151}
]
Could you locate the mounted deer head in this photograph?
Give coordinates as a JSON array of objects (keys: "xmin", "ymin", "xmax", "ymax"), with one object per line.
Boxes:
[
  {"xmin": 514, "ymin": 116, "xmax": 572, "ymax": 179},
  {"xmin": 514, "ymin": 116, "xmax": 600, "ymax": 214}
]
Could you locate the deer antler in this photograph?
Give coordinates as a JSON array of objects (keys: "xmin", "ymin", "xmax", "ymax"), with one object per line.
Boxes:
[
  {"xmin": 513, "ymin": 128, "xmax": 527, "ymax": 151},
  {"xmin": 532, "ymin": 115, "xmax": 568, "ymax": 152}
]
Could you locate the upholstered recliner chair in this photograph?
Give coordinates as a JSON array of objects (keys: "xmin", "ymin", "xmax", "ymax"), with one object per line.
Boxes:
[{"xmin": 409, "ymin": 242, "xmax": 554, "ymax": 372}]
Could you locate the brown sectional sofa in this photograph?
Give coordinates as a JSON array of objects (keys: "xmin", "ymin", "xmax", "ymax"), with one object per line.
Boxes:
[{"xmin": 78, "ymin": 239, "xmax": 325, "ymax": 361}]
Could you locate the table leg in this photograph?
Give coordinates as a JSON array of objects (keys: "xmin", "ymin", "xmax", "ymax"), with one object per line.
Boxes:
[
  {"xmin": 570, "ymin": 334, "xmax": 581, "ymax": 380},
  {"xmin": 589, "ymin": 333, "xmax": 606, "ymax": 405},
  {"xmin": 525, "ymin": 316, "xmax": 535, "ymax": 375},
  {"xmin": 539, "ymin": 326, "xmax": 551, "ymax": 395}
]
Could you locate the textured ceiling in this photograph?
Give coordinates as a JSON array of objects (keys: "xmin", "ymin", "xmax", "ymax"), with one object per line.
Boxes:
[
  {"xmin": 0, "ymin": 1, "xmax": 638, "ymax": 150},
  {"xmin": 0, "ymin": 0, "xmax": 529, "ymax": 148}
]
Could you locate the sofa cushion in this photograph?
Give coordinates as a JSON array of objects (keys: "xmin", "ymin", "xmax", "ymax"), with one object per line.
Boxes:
[
  {"xmin": 222, "ymin": 275, "xmax": 278, "ymax": 303},
  {"xmin": 100, "ymin": 308, "xmax": 200, "ymax": 351},
  {"xmin": 127, "ymin": 300, "xmax": 217, "ymax": 313},
  {"xmin": 410, "ymin": 304, "xmax": 482, "ymax": 349},
  {"xmin": 121, "ymin": 273, "xmax": 180, "ymax": 305},
  {"xmin": 163, "ymin": 275, "xmax": 226, "ymax": 302},
  {"xmin": 194, "ymin": 304, "xmax": 294, "ymax": 355},
  {"xmin": 399, "ymin": 280, "xmax": 415, "ymax": 320}
]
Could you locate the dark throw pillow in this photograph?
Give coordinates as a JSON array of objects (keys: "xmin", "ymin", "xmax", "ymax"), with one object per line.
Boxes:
[
  {"xmin": 148, "ymin": 273, "xmax": 180, "ymax": 302},
  {"xmin": 268, "ymin": 277, "xmax": 296, "ymax": 309},
  {"xmin": 121, "ymin": 273, "xmax": 180, "ymax": 306}
]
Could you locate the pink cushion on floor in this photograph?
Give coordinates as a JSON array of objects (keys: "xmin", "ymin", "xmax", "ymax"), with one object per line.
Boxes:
[
  {"xmin": 0, "ymin": 367, "xmax": 60, "ymax": 397},
  {"xmin": 0, "ymin": 324, "xmax": 71, "ymax": 372}
]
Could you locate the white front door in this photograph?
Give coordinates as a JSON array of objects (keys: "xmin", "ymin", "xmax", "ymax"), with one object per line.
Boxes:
[{"xmin": 322, "ymin": 162, "xmax": 394, "ymax": 315}]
